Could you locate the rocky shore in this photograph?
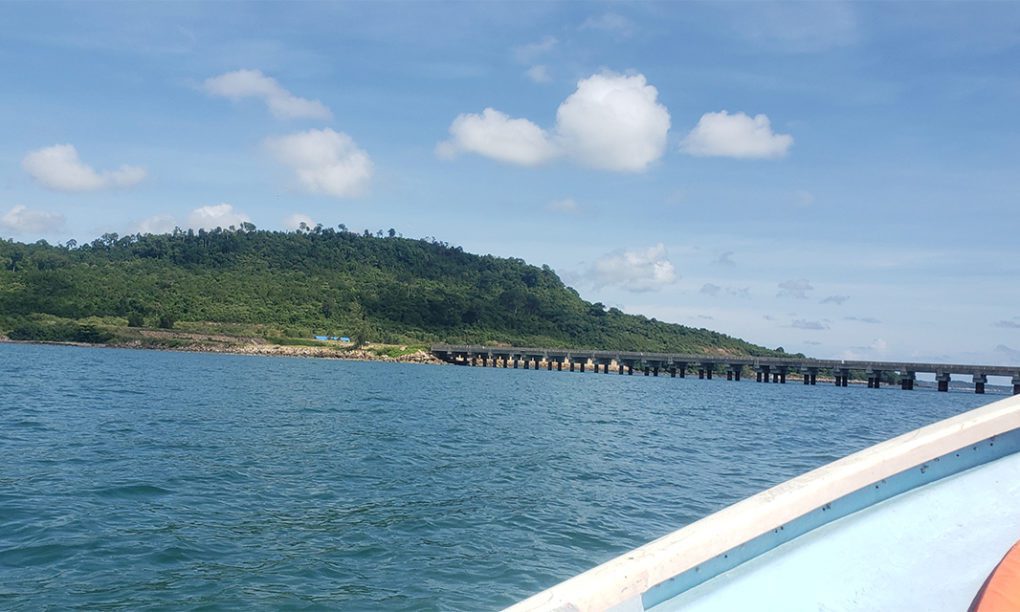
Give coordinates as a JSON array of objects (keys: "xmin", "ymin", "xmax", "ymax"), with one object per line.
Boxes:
[{"xmin": 0, "ymin": 336, "xmax": 445, "ymax": 365}]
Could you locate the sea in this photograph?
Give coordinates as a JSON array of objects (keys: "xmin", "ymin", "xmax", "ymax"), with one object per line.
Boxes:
[{"xmin": 0, "ymin": 343, "xmax": 1002, "ymax": 610}]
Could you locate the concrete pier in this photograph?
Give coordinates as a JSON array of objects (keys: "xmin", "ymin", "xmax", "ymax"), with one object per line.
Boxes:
[
  {"xmin": 434, "ymin": 345, "xmax": 1020, "ymax": 396},
  {"xmin": 973, "ymin": 374, "xmax": 987, "ymax": 395}
]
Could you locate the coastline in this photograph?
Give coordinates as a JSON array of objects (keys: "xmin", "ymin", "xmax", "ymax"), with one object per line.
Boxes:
[{"xmin": 0, "ymin": 336, "xmax": 445, "ymax": 365}]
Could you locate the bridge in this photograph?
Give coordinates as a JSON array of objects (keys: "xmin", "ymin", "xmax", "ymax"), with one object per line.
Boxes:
[{"xmin": 429, "ymin": 344, "xmax": 1020, "ymax": 395}]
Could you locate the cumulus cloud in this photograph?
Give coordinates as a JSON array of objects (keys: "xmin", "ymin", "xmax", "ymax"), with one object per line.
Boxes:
[
  {"xmin": 438, "ymin": 70, "xmax": 670, "ymax": 172},
  {"xmin": 203, "ymin": 69, "xmax": 332, "ymax": 120},
  {"xmin": 777, "ymin": 279, "xmax": 814, "ymax": 299},
  {"xmin": 821, "ymin": 295, "xmax": 850, "ymax": 305},
  {"xmin": 265, "ymin": 128, "xmax": 373, "ymax": 198},
  {"xmin": 436, "ymin": 108, "xmax": 558, "ymax": 166},
  {"xmin": 0, "ymin": 205, "xmax": 65, "ymax": 234},
  {"xmin": 525, "ymin": 65, "xmax": 552, "ymax": 84},
  {"xmin": 547, "ymin": 198, "xmax": 579, "ymax": 213},
  {"xmin": 590, "ymin": 243, "xmax": 677, "ymax": 292},
  {"xmin": 680, "ymin": 111, "xmax": 793, "ymax": 159},
  {"xmin": 791, "ymin": 319, "xmax": 829, "ymax": 330},
  {"xmin": 284, "ymin": 212, "xmax": 316, "ymax": 231},
  {"xmin": 993, "ymin": 319, "xmax": 1020, "ymax": 329},
  {"xmin": 22, "ymin": 144, "xmax": 146, "ymax": 192},
  {"xmin": 187, "ymin": 203, "xmax": 250, "ymax": 230},
  {"xmin": 555, "ymin": 71, "xmax": 670, "ymax": 171},
  {"xmin": 133, "ymin": 214, "xmax": 177, "ymax": 235}
]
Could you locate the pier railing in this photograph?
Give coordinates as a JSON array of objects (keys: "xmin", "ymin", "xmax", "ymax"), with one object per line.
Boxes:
[{"xmin": 429, "ymin": 344, "xmax": 1020, "ymax": 395}]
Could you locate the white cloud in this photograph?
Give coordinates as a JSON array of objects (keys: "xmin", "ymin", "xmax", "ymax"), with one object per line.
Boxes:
[
  {"xmin": 0, "ymin": 205, "xmax": 65, "ymax": 234},
  {"xmin": 284, "ymin": 212, "xmax": 316, "ymax": 231},
  {"xmin": 777, "ymin": 279, "xmax": 814, "ymax": 299},
  {"xmin": 437, "ymin": 108, "xmax": 558, "ymax": 166},
  {"xmin": 580, "ymin": 13, "xmax": 636, "ymax": 38},
  {"xmin": 555, "ymin": 71, "xmax": 671, "ymax": 171},
  {"xmin": 590, "ymin": 243, "xmax": 677, "ymax": 292},
  {"xmin": 22, "ymin": 144, "xmax": 147, "ymax": 192},
  {"xmin": 265, "ymin": 128, "xmax": 373, "ymax": 198},
  {"xmin": 525, "ymin": 65, "xmax": 552, "ymax": 84},
  {"xmin": 203, "ymin": 69, "xmax": 332, "ymax": 120},
  {"xmin": 547, "ymin": 198, "xmax": 579, "ymax": 213},
  {"xmin": 438, "ymin": 71, "xmax": 670, "ymax": 172},
  {"xmin": 513, "ymin": 36, "xmax": 558, "ymax": 63},
  {"xmin": 680, "ymin": 111, "xmax": 793, "ymax": 159},
  {"xmin": 133, "ymin": 214, "xmax": 177, "ymax": 235},
  {"xmin": 821, "ymin": 295, "xmax": 850, "ymax": 305},
  {"xmin": 187, "ymin": 203, "xmax": 250, "ymax": 230}
]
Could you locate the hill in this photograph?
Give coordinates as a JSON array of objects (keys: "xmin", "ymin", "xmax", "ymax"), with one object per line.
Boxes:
[{"xmin": 0, "ymin": 226, "xmax": 790, "ymax": 357}]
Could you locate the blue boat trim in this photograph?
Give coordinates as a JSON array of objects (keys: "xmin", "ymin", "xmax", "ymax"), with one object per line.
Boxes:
[{"xmin": 641, "ymin": 427, "xmax": 1020, "ymax": 609}]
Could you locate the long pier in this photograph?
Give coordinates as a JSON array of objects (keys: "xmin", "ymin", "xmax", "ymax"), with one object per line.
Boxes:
[{"xmin": 430, "ymin": 344, "xmax": 1020, "ymax": 395}]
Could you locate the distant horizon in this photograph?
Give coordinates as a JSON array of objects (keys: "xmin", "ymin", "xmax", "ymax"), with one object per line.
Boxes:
[{"xmin": 2, "ymin": 1, "xmax": 1018, "ymax": 366}]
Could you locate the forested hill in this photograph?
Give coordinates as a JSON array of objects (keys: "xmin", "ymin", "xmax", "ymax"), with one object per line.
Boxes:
[{"xmin": 0, "ymin": 226, "xmax": 788, "ymax": 356}]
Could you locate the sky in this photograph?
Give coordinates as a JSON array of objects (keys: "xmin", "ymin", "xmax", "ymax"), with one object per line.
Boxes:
[{"xmin": 1, "ymin": 1, "xmax": 1019, "ymax": 367}]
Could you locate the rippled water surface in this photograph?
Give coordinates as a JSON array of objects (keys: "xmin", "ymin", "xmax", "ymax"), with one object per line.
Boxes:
[{"xmin": 0, "ymin": 343, "xmax": 1000, "ymax": 610}]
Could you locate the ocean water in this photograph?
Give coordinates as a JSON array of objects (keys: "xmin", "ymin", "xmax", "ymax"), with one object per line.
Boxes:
[{"xmin": 0, "ymin": 343, "xmax": 1000, "ymax": 610}]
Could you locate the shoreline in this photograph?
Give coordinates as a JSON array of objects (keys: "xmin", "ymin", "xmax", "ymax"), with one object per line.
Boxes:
[{"xmin": 0, "ymin": 337, "xmax": 445, "ymax": 365}]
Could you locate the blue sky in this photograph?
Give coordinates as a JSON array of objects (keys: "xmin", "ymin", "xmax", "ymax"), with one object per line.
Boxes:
[{"xmin": 2, "ymin": 1, "xmax": 1019, "ymax": 366}]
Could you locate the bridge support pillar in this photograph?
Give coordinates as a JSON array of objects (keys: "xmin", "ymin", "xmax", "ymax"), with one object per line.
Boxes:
[
  {"xmin": 627, "ymin": 365, "xmax": 633, "ymax": 375},
  {"xmin": 706, "ymin": 367, "xmax": 713, "ymax": 380},
  {"xmin": 727, "ymin": 371, "xmax": 733, "ymax": 381},
  {"xmin": 833, "ymin": 369, "xmax": 849, "ymax": 387},
  {"xmin": 900, "ymin": 372, "xmax": 915, "ymax": 390},
  {"xmin": 513, "ymin": 358, "xmax": 519, "ymax": 369},
  {"xmin": 756, "ymin": 371, "xmax": 763, "ymax": 383},
  {"xmin": 867, "ymin": 369, "xmax": 882, "ymax": 389},
  {"xmin": 734, "ymin": 369, "xmax": 741, "ymax": 382},
  {"xmin": 579, "ymin": 362, "xmax": 585, "ymax": 373},
  {"xmin": 698, "ymin": 369, "xmax": 705, "ymax": 379},
  {"xmin": 937, "ymin": 372, "xmax": 950, "ymax": 392},
  {"xmin": 973, "ymin": 374, "xmax": 987, "ymax": 394},
  {"xmin": 619, "ymin": 363, "xmax": 624, "ymax": 375},
  {"xmin": 1013, "ymin": 375, "xmax": 1020, "ymax": 395},
  {"xmin": 678, "ymin": 365, "xmax": 686, "ymax": 378},
  {"xmin": 645, "ymin": 367, "xmax": 650, "ymax": 376},
  {"xmin": 653, "ymin": 367, "xmax": 659, "ymax": 377},
  {"xmin": 569, "ymin": 361, "xmax": 574, "ymax": 372},
  {"xmin": 670, "ymin": 367, "xmax": 677, "ymax": 378}
]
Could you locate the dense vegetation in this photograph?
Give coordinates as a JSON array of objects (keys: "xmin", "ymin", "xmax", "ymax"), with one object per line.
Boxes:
[{"xmin": 0, "ymin": 225, "xmax": 788, "ymax": 356}]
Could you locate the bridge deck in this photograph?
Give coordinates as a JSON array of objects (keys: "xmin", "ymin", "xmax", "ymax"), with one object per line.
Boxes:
[{"xmin": 430, "ymin": 344, "xmax": 1020, "ymax": 378}]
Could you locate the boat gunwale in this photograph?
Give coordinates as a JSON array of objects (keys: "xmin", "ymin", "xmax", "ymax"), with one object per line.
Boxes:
[{"xmin": 506, "ymin": 394, "xmax": 1020, "ymax": 612}]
